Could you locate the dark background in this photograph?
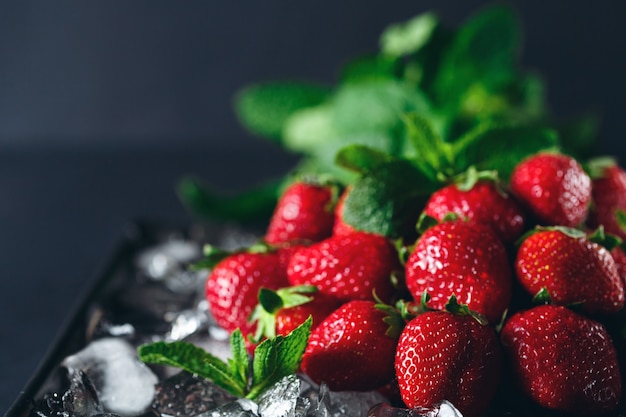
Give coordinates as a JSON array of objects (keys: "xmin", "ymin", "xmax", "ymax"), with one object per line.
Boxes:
[{"xmin": 1, "ymin": 1, "xmax": 625, "ymax": 411}]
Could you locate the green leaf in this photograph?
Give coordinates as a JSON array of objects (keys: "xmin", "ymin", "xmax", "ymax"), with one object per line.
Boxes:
[
  {"xmin": 176, "ymin": 177, "xmax": 283, "ymax": 225},
  {"xmin": 247, "ymin": 316, "xmax": 312, "ymax": 399},
  {"xmin": 234, "ymin": 82, "xmax": 330, "ymax": 141},
  {"xmin": 557, "ymin": 112, "xmax": 601, "ymax": 160},
  {"xmin": 331, "ymin": 80, "xmax": 430, "ymax": 140},
  {"xmin": 380, "ymin": 12, "xmax": 439, "ymax": 57},
  {"xmin": 228, "ymin": 330, "xmax": 250, "ymax": 389},
  {"xmin": 283, "ymin": 105, "xmax": 339, "ymax": 154},
  {"xmin": 402, "ymin": 112, "xmax": 452, "ymax": 179},
  {"xmin": 138, "ymin": 340, "xmax": 246, "ymax": 398},
  {"xmin": 342, "ymin": 159, "xmax": 439, "ymax": 237},
  {"xmin": 452, "ymin": 124, "xmax": 559, "ymax": 180},
  {"xmin": 258, "ymin": 288, "xmax": 285, "ymax": 314},
  {"xmin": 339, "ymin": 55, "xmax": 399, "ymax": 84},
  {"xmin": 334, "ymin": 144, "xmax": 394, "ymax": 174},
  {"xmin": 433, "ymin": 5, "xmax": 521, "ymax": 107}
]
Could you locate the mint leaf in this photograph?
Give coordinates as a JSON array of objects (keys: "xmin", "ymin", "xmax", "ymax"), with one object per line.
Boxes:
[
  {"xmin": 228, "ymin": 330, "xmax": 250, "ymax": 389},
  {"xmin": 402, "ymin": 112, "xmax": 452, "ymax": 179},
  {"xmin": 177, "ymin": 177, "xmax": 282, "ymax": 225},
  {"xmin": 139, "ymin": 318, "xmax": 312, "ymax": 400},
  {"xmin": 331, "ymin": 80, "xmax": 430, "ymax": 141},
  {"xmin": 247, "ymin": 316, "xmax": 312, "ymax": 399},
  {"xmin": 283, "ymin": 105, "xmax": 339, "ymax": 154},
  {"xmin": 339, "ymin": 55, "xmax": 399, "ymax": 84},
  {"xmin": 380, "ymin": 12, "xmax": 439, "ymax": 57},
  {"xmin": 138, "ymin": 340, "xmax": 246, "ymax": 398},
  {"xmin": 452, "ymin": 124, "xmax": 559, "ymax": 180},
  {"xmin": 235, "ymin": 82, "xmax": 329, "ymax": 141},
  {"xmin": 335, "ymin": 144, "xmax": 393, "ymax": 174},
  {"xmin": 342, "ymin": 159, "xmax": 439, "ymax": 237},
  {"xmin": 433, "ymin": 5, "xmax": 521, "ymax": 107}
]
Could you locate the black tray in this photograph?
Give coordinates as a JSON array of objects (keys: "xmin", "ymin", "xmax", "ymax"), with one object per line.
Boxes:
[{"xmin": 5, "ymin": 220, "xmax": 204, "ymax": 417}]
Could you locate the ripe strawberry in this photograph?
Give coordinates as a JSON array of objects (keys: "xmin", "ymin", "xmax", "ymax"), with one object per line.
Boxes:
[
  {"xmin": 286, "ymin": 231, "xmax": 399, "ymax": 303},
  {"xmin": 588, "ymin": 162, "xmax": 626, "ymax": 240},
  {"xmin": 423, "ymin": 180, "xmax": 526, "ymax": 242},
  {"xmin": 500, "ymin": 304, "xmax": 622, "ymax": 414},
  {"xmin": 205, "ymin": 249, "xmax": 290, "ymax": 337},
  {"xmin": 510, "ymin": 152, "xmax": 591, "ymax": 227},
  {"xmin": 301, "ymin": 300, "xmax": 398, "ymax": 391},
  {"xmin": 395, "ymin": 310, "xmax": 501, "ymax": 417},
  {"xmin": 250, "ymin": 285, "xmax": 342, "ymax": 341},
  {"xmin": 265, "ymin": 180, "xmax": 338, "ymax": 244},
  {"xmin": 405, "ymin": 221, "xmax": 512, "ymax": 323},
  {"xmin": 515, "ymin": 228, "xmax": 624, "ymax": 315}
]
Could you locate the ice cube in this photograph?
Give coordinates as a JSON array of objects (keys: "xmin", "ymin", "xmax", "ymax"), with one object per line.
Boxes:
[
  {"xmin": 256, "ymin": 375, "xmax": 310, "ymax": 417},
  {"xmin": 63, "ymin": 337, "xmax": 158, "ymax": 416},
  {"xmin": 61, "ymin": 370, "xmax": 104, "ymax": 417},
  {"xmin": 198, "ymin": 398, "xmax": 259, "ymax": 417},
  {"xmin": 164, "ymin": 299, "xmax": 211, "ymax": 341},
  {"xmin": 153, "ymin": 371, "xmax": 236, "ymax": 417},
  {"xmin": 301, "ymin": 381, "xmax": 387, "ymax": 417}
]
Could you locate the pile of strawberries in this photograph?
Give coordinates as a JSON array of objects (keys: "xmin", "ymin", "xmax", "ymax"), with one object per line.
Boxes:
[{"xmin": 204, "ymin": 151, "xmax": 626, "ymax": 417}]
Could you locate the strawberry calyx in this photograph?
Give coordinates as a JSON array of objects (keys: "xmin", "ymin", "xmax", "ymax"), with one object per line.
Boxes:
[
  {"xmin": 515, "ymin": 225, "xmax": 586, "ymax": 247},
  {"xmin": 451, "ymin": 166, "xmax": 500, "ymax": 192},
  {"xmin": 191, "ymin": 241, "xmax": 277, "ymax": 271},
  {"xmin": 444, "ymin": 294, "xmax": 489, "ymax": 325},
  {"xmin": 587, "ymin": 225, "xmax": 623, "ymax": 251},
  {"xmin": 249, "ymin": 285, "xmax": 318, "ymax": 343},
  {"xmin": 532, "ymin": 287, "xmax": 586, "ymax": 311},
  {"xmin": 375, "ymin": 291, "xmax": 432, "ymax": 338},
  {"xmin": 532, "ymin": 287, "xmax": 553, "ymax": 305},
  {"xmin": 416, "ymin": 212, "xmax": 464, "ymax": 234},
  {"xmin": 586, "ymin": 156, "xmax": 618, "ymax": 179}
]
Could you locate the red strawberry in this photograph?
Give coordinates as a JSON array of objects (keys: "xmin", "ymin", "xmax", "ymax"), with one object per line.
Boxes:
[
  {"xmin": 395, "ymin": 310, "xmax": 501, "ymax": 417},
  {"xmin": 500, "ymin": 304, "xmax": 622, "ymax": 414},
  {"xmin": 301, "ymin": 300, "xmax": 398, "ymax": 391},
  {"xmin": 205, "ymin": 249, "xmax": 290, "ymax": 336},
  {"xmin": 510, "ymin": 152, "xmax": 591, "ymax": 227},
  {"xmin": 515, "ymin": 228, "xmax": 624, "ymax": 315},
  {"xmin": 250, "ymin": 285, "xmax": 342, "ymax": 341},
  {"xmin": 287, "ymin": 231, "xmax": 399, "ymax": 303},
  {"xmin": 588, "ymin": 162, "xmax": 626, "ymax": 240},
  {"xmin": 423, "ymin": 180, "xmax": 526, "ymax": 242},
  {"xmin": 405, "ymin": 221, "xmax": 512, "ymax": 323},
  {"xmin": 265, "ymin": 180, "xmax": 337, "ymax": 244}
]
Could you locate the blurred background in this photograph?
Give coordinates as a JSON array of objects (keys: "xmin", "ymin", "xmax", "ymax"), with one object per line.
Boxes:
[{"xmin": 1, "ymin": 0, "xmax": 625, "ymax": 411}]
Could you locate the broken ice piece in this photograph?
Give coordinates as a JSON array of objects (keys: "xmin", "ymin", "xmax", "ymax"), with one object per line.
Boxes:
[
  {"xmin": 198, "ymin": 398, "xmax": 259, "ymax": 417},
  {"xmin": 164, "ymin": 299, "xmax": 211, "ymax": 341},
  {"xmin": 135, "ymin": 239, "xmax": 205, "ymax": 294},
  {"xmin": 256, "ymin": 375, "xmax": 310, "ymax": 417},
  {"xmin": 61, "ymin": 370, "xmax": 104, "ymax": 417},
  {"xmin": 63, "ymin": 337, "xmax": 158, "ymax": 416},
  {"xmin": 367, "ymin": 401, "xmax": 463, "ymax": 417},
  {"xmin": 153, "ymin": 371, "xmax": 236, "ymax": 417},
  {"xmin": 303, "ymin": 381, "xmax": 388, "ymax": 417}
]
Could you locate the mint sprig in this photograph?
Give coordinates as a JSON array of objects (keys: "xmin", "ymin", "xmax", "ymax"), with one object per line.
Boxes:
[{"xmin": 138, "ymin": 317, "xmax": 312, "ymax": 400}]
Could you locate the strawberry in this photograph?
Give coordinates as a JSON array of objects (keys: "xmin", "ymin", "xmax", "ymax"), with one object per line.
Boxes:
[
  {"xmin": 205, "ymin": 249, "xmax": 290, "ymax": 337},
  {"xmin": 265, "ymin": 180, "xmax": 338, "ymax": 244},
  {"xmin": 249, "ymin": 285, "xmax": 342, "ymax": 341},
  {"xmin": 395, "ymin": 307, "xmax": 501, "ymax": 417},
  {"xmin": 510, "ymin": 152, "xmax": 591, "ymax": 227},
  {"xmin": 405, "ymin": 220, "xmax": 512, "ymax": 323},
  {"xmin": 515, "ymin": 227, "xmax": 624, "ymax": 315},
  {"xmin": 301, "ymin": 300, "xmax": 398, "ymax": 391},
  {"xmin": 500, "ymin": 304, "xmax": 622, "ymax": 414},
  {"xmin": 286, "ymin": 231, "xmax": 399, "ymax": 303},
  {"xmin": 588, "ymin": 162, "xmax": 626, "ymax": 240},
  {"xmin": 423, "ymin": 179, "xmax": 526, "ymax": 242}
]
